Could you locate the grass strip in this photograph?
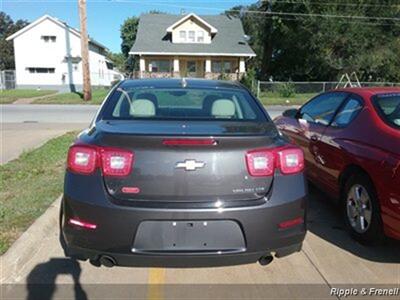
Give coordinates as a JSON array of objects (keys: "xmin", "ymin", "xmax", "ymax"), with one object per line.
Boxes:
[{"xmin": 0, "ymin": 131, "xmax": 78, "ymax": 254}]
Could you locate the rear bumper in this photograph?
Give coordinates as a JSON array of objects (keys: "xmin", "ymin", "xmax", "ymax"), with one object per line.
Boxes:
[{"xmin": 61, "ymin": 171, "xmax": 307, "ymax": 267}]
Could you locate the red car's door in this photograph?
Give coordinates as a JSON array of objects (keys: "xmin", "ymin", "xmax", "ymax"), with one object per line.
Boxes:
[
  {"xmin": 278, "ymin": 92, "xmax": 348, "ymax": 185},
  {"xmin": 312, "ymin": 94, "xmax": 364, "ymax": 197}
]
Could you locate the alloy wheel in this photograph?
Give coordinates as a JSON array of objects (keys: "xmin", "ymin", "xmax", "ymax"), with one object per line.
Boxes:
[{"xmin": 346, "ymin": 184, "xmax": 372, "ymax": 234}]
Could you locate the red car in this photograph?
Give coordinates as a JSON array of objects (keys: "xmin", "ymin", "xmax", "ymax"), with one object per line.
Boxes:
[{"xmin": 274, "ymin": 87, "xmax": 400, "ymax": 242}]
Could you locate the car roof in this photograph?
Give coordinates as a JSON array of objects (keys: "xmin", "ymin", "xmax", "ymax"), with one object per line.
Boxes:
[
  {"xmin": 334, "ymin": 86, "xmax": 400, "ymax": 98},
  {"xmin": 119, "ymin": 78, "xmax": 244, "ymax": 90}
]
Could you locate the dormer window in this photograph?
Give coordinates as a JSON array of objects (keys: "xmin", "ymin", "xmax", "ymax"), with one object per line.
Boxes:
[
  {"xmin": 197, "ymin": 31, "xmax": 204, "ymax": 43},
  {"xmin": 167, "ymin": 13, "xmax": 217, "ymax": 44},
  {"xmin": 41, "ymin": 35, "xmax": 56, "ymax": 43},
  {"xmin": 188, "ymin": 31, "xmax": 195, "ymax": 43},
  {"xmin": 179, "ymin": 30, "xmax": 186, "ymax": 42}
]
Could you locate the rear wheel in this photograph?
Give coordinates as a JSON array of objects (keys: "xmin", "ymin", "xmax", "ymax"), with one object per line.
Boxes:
[{"xmin": 342, "ymin": 174, "xmax": 383, "ymax": 244}]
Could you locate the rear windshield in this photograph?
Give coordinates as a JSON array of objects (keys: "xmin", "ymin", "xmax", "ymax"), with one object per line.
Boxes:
[
  {"xmin": 101, "ymin": 86, "xmax": 267, "ymax": 122},
  {"xmin": 373, "ymin": 93, "xmax": 400, "ymax": 129}
]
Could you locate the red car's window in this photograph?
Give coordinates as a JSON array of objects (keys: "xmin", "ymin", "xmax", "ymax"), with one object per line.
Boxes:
[
  {"xmin": 331, "ymin": 97, "xmax": 363, "ymax": 127},
  {"xmin": 299, "ymin": 92, "xmax": 348, "ymax": 125},
  {"xmin": 374, "ymin": 93, "xmax": 400, "ymax": 129}
]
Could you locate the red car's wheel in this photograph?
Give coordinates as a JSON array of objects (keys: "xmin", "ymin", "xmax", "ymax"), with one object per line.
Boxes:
[{"xmin": 343, "ymin": 174, "xmax": 384, "ymax": 244}]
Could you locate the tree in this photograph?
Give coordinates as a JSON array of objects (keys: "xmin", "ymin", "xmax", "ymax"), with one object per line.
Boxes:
[
  {"xmin": 120, "ymin": 16, "xmax": 139, "ymax": 59},
  {"xmin": 227, "ymin": 0, "xmax": 400, "ymax": 82},
  {"xmin": 0, "ymin": 12, "xmax": 29, "ymax": 70},
  {"xmin": 107, "ymin": 51, "xmax": 126, "ymax": 72}
]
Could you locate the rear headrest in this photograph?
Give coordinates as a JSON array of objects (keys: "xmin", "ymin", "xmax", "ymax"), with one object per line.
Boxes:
[
  {"xmin": 211, "ymin": 99, "xmax": 236, "ymax": 118},
  {"xmin": 130, "ymin": 99, "xmax": 156, "ymax": 117},
  {"xmin": 136, "ymin": 93, "xmax": 158, "ymax": 106}
]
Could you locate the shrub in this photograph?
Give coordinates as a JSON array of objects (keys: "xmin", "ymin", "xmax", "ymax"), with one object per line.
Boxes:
[
  {"xmin": 274, "ymin": 82, "xmax": 296, "ymax": 97},
  {"xmin": 240, "ymin": 68, "xmax": 256, "ymax": 93}
]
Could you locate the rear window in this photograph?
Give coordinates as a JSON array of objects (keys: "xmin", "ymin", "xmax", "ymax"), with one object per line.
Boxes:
[
  {"xmin": 373, "ymin": 93, "xmax": 400, "ymax": 129},
  {"xmin": 101, "ymin": 86, "xmax": 267, "ymax": 121}
]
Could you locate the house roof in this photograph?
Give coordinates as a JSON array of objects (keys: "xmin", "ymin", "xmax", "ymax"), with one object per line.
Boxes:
[
  {"xmin": 6, "ymin": 14, "xmax": 108, "ymax": 50},
  {"xmin": 166, "ymin": 13, "xmax": 218, "ymax": 34},
  {"xmin": 130, "ymin": 13, "xmax": 256, "ymax": 57}
]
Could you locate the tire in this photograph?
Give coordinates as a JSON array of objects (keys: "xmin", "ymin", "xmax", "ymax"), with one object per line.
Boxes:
[{"xmin": 342, "ymin": 173, "xmax": 384, "ymax": 244}]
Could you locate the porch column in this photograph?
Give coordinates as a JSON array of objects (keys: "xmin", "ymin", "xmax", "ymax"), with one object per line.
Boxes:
[
  {"xmin": 205, "ymin": 57, "xmax": 211, "ymax": 79},
  {"xmin": 239, "ymin": 57, "xmax": 246, "ymax": 73},
  {"xmin": 173, "ymin": 57, "xmax": 180, "ymax": 78},
  {"xmin": 139, "ymin": 56, "xmax": 145, "ymax": 78}
]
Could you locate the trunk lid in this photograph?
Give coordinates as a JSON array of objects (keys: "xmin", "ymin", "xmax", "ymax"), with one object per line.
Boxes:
[{"xmin": 95, "ymin": 120, "xmax": 281, "ymax": 203}]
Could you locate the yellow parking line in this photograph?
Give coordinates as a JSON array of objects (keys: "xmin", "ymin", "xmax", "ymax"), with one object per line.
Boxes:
[{"xmin": 147, "ymin": 268, "xmax": 166, "ymax": 299}]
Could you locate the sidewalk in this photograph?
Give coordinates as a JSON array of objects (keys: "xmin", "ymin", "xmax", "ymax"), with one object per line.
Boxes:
[{"xmin": 12, "ymin": 92, "xmax": 59, "ymax": 104}]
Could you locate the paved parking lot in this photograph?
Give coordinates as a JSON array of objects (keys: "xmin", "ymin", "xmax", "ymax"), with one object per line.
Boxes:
[
  {"xmin": 1, "ymin": 104, "xmax": 399, "ymax": 299},
  {"xmin": 2, "ymin": 185, "xmax": 399, "ymax": 299}
]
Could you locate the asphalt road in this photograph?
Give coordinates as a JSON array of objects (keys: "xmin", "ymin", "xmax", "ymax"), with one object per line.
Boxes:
[
  {"xmin": 1, "ymin": 104, "xmax": 399, "ymax": 299},
  {"xmin": 0, "ymin": 104, "xmax": 284, "ymax": 164},
  {"xmin": 0, "ymin": 104, "xmax": 95, "ymax": 164}
]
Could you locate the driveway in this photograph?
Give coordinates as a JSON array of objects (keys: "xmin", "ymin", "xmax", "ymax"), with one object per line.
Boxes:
[{"xmin": 1, "ymin": 104, "xmax": 399, "ymax": 299}]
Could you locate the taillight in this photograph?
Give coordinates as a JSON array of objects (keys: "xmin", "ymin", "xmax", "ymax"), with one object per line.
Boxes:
[
  {"xmin": 67, "ymin": 146, "xmax": 98, "ymax": 175},
  {"xmin": 246, "ymin": 146, "xmax": 304, "ymax": 177},
  {"xmin": 100, "ymin": 148, "xmax": 133, "ymax": 177},
  {"xmin": 67, "ymin": 144, "xmax": 133, "ymax": 177},
  {"xmin": 277, "ymin": 148, "xmax": 304, "ymax": 175},
  {"xmin": 246, "ymin": 150, "xmax": 275, "ymax": 176}
]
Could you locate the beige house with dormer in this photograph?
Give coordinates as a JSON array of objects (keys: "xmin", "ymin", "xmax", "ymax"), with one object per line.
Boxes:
[{"xmin": 130, "ymin": 13, "xmax": 256, "ymax": 80}]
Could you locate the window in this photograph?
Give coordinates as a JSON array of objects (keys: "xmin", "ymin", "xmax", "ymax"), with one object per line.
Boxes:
[
  {"xmin": 197, "ymin": 31, "xmax": 204, "ymax": 42},
  {"xmin": 299, "ymin": 92, "xmax": 348, "ymax": 125},
  {"xmin": 223, "ymin": 61, "xmax": 232, "ymax": 73},
  {"xmin": 27, "ymin": 67, "xmax": 55, "ymax": 73},
  {"xmin": 149, "ymin": 60, "xmax": 172, "ymax": 73},
  {"xmin": 103, "ymin": 85, "xmax": 268, "ymax": 123},
  {"xmin": 212, "ymin": 60, "xmax": 234, "ymax": 73},
  {"xmin": 331, "ymin": 97, "xmax": 363, "ymax": 127},
  {"xmin": 106, "ymin": 62, "xmax": 114, "ymax": 70},
  {"xmin": 41, "ymin": 35, "xmax": 56, "ymax": 43},
  {"xmin": 211, "ymin": 61, "xmax": 222, "ymax": 73},
  {"xmin": 179, "ymin": 30, "xmax": 186, "ymax": 42},
  {"xmin": 373, "ymin": 93, "xmax": 400, "ymax": 129},
  {"xmin": 188, "ymin": 30, "xmax": 195, "ymax": 42}
]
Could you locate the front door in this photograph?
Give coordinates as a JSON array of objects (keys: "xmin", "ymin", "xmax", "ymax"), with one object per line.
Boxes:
[
  {"xmin": 186, "ymin": 61, "xmax": 197, "ymax": 78},
  {"xmin": 180, "ymin": 60, "xmax": 204, "ymax": 78}
]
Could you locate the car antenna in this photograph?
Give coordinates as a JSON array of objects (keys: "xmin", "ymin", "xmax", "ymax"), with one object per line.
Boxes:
[{"xmin": 181, "ymin": 77, "xmax": 187, "ymax": 88}]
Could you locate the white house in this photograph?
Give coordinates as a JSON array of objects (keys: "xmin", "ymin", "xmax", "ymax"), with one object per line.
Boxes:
[{"xmin": 6, "ymin": 15, "xmax": 123, "ymax": 91}]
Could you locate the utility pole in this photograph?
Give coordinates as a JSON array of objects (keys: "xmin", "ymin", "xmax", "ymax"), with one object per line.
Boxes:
[{"xmin": 78, "ymin": 0, "xmax": 92, "ymax": 101}]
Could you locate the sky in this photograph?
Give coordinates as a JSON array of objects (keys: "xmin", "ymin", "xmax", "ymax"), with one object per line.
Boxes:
[{"xmin": 1, "ymin": 0, "xmax": 255, "ymax": 52}]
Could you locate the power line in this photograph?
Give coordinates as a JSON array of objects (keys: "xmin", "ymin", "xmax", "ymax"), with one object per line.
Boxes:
[
  {"xmin": 4, "ymin": 0, "xmax": 400, "ymax": 22},
  {"xmin": 272, "ymin": 0, "xmax": 400, "ymax": 8}
]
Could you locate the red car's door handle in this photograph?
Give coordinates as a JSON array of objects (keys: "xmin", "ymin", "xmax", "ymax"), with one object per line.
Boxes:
[{"xmin": 310, "ymin": 135, "xmax": 318, "ymax": 142}]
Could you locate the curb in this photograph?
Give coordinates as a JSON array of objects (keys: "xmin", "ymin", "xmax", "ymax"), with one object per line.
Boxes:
[{"xmin": 0, "ymin": 196, "xmax": 62, "ymax": 283}]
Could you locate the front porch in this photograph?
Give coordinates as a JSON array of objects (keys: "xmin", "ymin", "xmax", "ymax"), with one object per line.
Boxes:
[{"xmin": 135, "ymin": 56, "xmax": 246, "ymax": 80}]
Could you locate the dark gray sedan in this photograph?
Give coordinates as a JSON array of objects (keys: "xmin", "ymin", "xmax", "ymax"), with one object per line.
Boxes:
[{"xmin": 60, "ymin": 79, "xmax": 307, "ymax": 267}]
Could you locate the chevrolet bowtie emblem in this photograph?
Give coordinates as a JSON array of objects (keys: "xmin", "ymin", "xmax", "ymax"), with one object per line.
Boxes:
[{"xmin": 175, "ymin": 159, "xmax": 205, "ymax": 171}]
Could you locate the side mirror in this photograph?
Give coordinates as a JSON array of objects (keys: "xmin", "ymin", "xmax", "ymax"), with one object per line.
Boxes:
[{"xmin": 282, "ymin": 108, "xmax": 299, "ymax": 118}]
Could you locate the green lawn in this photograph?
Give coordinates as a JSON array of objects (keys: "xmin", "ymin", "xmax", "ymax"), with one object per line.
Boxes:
[
  {"xmin": 0, "ymin": 132, "xmax": 77, "ymax": 255},
  {"xmin": 0, "ymin": 89, "xmax": 56, "ymax": 104},
  {"xmin": 33, "ymin": 88, "xmax": 109, "ymax": 105},
  {"xmin": 259, "ymin": 92, "xmax": 316, "ymax": 106}
]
